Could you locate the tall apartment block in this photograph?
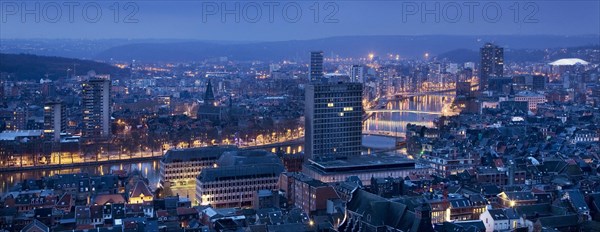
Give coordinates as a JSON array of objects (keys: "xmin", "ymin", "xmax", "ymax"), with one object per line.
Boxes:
[
  {"xmin": 82, "ymin": 78, "xmax": 111, "ymax": 142},
  {"xmin": 309, "ymin": 51, "xmax": 324, "ymax": 82},
  {"xmin": 479, "ymin": 43, "xmax": 504, "ymax": 91},
  {"xmin": 44, "ymin": 100, "xmax": 66, "ymax": 142}
]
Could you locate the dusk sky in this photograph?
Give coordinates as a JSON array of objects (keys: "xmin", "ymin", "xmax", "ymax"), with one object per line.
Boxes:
[{"xmin": 1, "ymin": 0, "xmax": 599, "ymax": 40}]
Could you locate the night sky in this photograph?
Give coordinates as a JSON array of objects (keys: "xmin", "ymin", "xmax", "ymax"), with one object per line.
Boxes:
[{"xmin": 1, "ymin": 0, "xmax": 599, "ymax": 40}]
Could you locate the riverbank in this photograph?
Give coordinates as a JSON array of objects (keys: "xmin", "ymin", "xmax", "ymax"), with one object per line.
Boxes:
[{"xmin": 0, "ymin": 155, "xmax": 162, "ymax": 173}]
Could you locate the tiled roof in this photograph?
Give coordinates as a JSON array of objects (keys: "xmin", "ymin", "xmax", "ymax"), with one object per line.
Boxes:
[
  {"xmin": 130, "ymin": 181, "xmax": 153, "ymax": 198},
  {"xmin": 93, "ymin": 194, "xmax": 126, "ymax": 205}
]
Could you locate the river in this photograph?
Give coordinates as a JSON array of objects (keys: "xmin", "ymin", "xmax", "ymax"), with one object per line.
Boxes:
[
  {"xmin": 364, "ymin": 95, "xmax": 454, "ymax": 136},
  {"xmin": 1, "ymin": 95, "xmax": 453, "ymax": 193}
]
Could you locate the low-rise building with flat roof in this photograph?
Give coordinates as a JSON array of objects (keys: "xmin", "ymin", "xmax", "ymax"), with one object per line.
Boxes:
[
  {"xmin": 302, "ymin": 155, "xmax": 430, "ymax": 186},
  {"xmin": 159, "ymin": 146, "xmax": 237, "ymax": 188},
  {"xmin": 195, "ymin": 163, "xmax": 284, "ymax": 208}
]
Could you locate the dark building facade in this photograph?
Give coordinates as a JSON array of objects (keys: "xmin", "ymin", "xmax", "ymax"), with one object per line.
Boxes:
[
  {"xmin": 197, "ymin": 80, "xmax": 222, "ymax": 122},
  {"xmin": 44, "ymin": 100, "xmax": 66, "ymax": 142},
  {"xmin": 82, "ymin": 78, "xmax": 111, "ymax": 142},
  {"xmin": 513, "ymin": 75, "xmax": 547, "ymax": 91},
  {"xmin": 487, "ymin": 77, "xmax": 512, "ymax": 93},
  {"xmin": 456, "ymin": 82, "xmax": 474, "ymax": 98},
  {"xmin": 480, "ymin": 43, "xmax": 504, "ymax": 91},
  {"xmin": 338, "ymin": 189, "xmax": 434, "ymax": 232},
  {"xmin": 304, "ymin": 82, "xmax": 363, "ymax": 160}
]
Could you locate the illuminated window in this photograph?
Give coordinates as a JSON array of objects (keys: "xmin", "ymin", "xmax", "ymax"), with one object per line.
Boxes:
[
  {"xmin": 327, "ymin": 103, "xmax": 334, "ymax": 107},
  {"xmin": 343, "ymin": 107, "xmax": 353, "ymax": 111}
]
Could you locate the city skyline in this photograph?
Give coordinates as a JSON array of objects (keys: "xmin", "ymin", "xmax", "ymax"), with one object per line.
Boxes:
[{"xmin": 0, "ymin": 1, "xmax": 599, "ymax": 232}]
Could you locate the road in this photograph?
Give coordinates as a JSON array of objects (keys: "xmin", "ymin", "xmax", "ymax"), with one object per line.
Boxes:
[{"xmin": 0, "ymin": 138, "xmax": 305, "ymax": 173}]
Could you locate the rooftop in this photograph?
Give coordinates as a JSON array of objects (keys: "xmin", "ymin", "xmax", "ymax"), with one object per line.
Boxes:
[
  {"xmin": 198, "ymin": 163, "xmax": 284, "ymax": 182},
  {"xmin": 161, "ymin": 146, "xmax": 238, "ymax": 163},
  {"xmin": 549, "ymin": 58, "xmax": 589, "ymax": 66},
  {"xmin": 306, "ymin": 155, "xmax": 416, "ymax": 174},
  {"xmin": 217, "ymin": 149, "xmax": 282, "ymax": 167},
  {"xmin": 0, "ymin": 130, "xmax": 43, "ymax": 141}
]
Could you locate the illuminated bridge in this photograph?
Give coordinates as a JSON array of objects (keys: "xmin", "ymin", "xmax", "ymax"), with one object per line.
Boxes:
[
  {"xmin": 365, "ymin": 109, "xmax": 443, "ymax": 114},
  {"xmin": 389, "ymin": 89, "xmax": 456, "ymax": 99}
]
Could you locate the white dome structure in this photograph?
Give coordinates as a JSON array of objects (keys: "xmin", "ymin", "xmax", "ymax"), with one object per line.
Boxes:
[{"xmin": 549, "ymin": 58, "xmax": 589, "ymax": 66}]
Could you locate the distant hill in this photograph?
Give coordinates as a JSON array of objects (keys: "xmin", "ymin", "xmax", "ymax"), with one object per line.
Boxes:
[
  {"xmin": 93, "ymin": 35, "xmax": 600, "ymax": 62},
  {"xmin": 435, "ymin": 49, "xmax": 479, "ymax": 63},
  {"xmin": 0, "ymin": 53, "xmax": 129, "ymax": 81},
  {"xmin": 1, "ymin": 35, "xmax": 598, "ymax": 63}
]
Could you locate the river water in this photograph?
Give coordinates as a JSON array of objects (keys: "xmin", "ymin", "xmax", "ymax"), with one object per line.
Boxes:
[
  {"xmin": 1, "ymin": 95, "xmax": 452, "ymax": 193},
  {"xmin": 0, "ymin": 161, "xmax": 161, "ymax": 193},
  {"xmin": 364, "ymin": 95, "xmax": 454, "ymax": 136}
]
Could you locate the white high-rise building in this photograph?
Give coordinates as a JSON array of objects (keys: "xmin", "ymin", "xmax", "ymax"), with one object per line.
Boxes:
[
  {"xmin": 350, "ymin": 65, "xmax": 365, "ymax": 83},
  {"xmin": 310, "ymin": 51, "xmax": 324, "ymax": 82}
]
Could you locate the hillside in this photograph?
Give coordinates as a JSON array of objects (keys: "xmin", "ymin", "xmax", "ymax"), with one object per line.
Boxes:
[
  {"xmin": 0, "ymin": 53, "xmax": 129, "ymax": 81},
  {"xmin": 93, "ymin": 35, "xmax": 600, "ymax": 62}
]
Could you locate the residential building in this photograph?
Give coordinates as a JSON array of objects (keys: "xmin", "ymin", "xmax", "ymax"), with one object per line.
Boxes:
[
  {"xmin": 350, "ymin": 65, "xmax": 364, "ymax": 83},
  {"xmin": 43, "ymin": 100, "xmax": 66, "ymax": 142},
  {"xmin": 309, "ymin": 51, "xmax": 324, "ymax": 82},
  {"xmin": 480, "ymin": 43, "xmax": 504, "ymax": 91},
  {"xmin": 128, "ymin": 180, "xmax": 154, "ymax": 204},
  {"xmin": 422, "ymin": 150, "xmax": 479, "ymax": 178},
  {"xmin": 479, "ymin": 208, "xmax": 524, "ymax": 232},
  {"xmin": 82, "ymin": 77, "xmax": 111, "ymax": 142},
  {"xmin": 515, "ymin": 91, "xmax": 547, "ymax": 111},
  {"xmin": 497, "ymin": 191, "xmax": 537, "ymax": 208},
  {"xmin": 279, "ymin": 173, "xmax": 339, "ymax": 215}
]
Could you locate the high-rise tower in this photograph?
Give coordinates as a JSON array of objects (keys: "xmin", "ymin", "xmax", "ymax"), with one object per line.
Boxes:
[
  {"xmin": 479, "ymin": 43, "xmax": 504, "ymax": 91},
  {"xmin": 44, "ymin": 100, "xmax": 66, "ymax": 142},
  {"xmin": 350, "ymin": 65, "xmax": 365, "ymax": 83},
  {"xmin": 309, "ymin": 51, "xmax": 324, "ymax": 82},
  {"xmin": 82, "ymin": 77, "xmax": 111, "ymax": 142},
  {"xmin": 305, "ymin": 82, "xmax": 363, "ymax": 160}
]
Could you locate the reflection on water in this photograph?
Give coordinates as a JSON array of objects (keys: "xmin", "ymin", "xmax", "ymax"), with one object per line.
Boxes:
[
  {"xmin": 0, "ymin": 161, "xmax": 160, "ymax": 193},
  {"xmin": 1, "ymin": 145, "xmax": 303, "ymax": 193},
  {"xmin": 362, "ymin": 135, "xmax": 396, "ymax": 149},
  {"xmin": 364, "ymin": 95, "xmax": 453, "ymax": 135},
  {"xmin": 2, "ymin": 95, "xmax": 449, "ymax": 193}
]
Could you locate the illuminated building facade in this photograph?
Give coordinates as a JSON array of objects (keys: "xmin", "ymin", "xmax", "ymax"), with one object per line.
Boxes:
[
  {"xmin": 159, "ymin": 146, "xmax": 237, "ymax": 187},
  {"xmin": 195, "ymin": 163, "xmax": 283, "ymax": 208},
  {"xmin": 514, "ymin": 91, "xmax": 547, "ymax": 111}
]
